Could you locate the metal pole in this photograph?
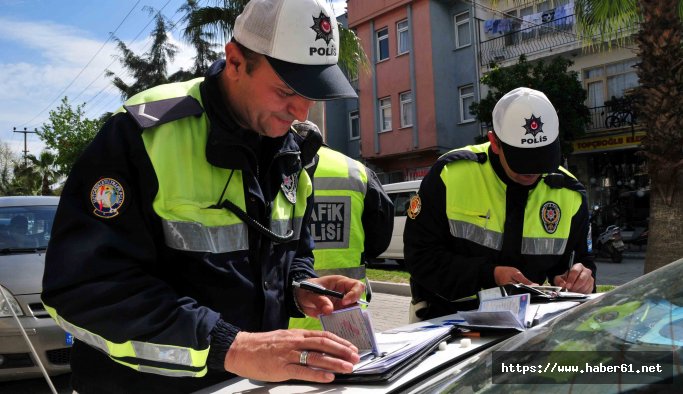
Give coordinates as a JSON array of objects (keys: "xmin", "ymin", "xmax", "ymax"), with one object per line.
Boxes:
[
  {"xmin": 0, "ymin": 286, "xmax": 57, "ymax": 394},
  {"xmin": 12, "ymin": 127, "xmax": 38, "ymax": 166}
]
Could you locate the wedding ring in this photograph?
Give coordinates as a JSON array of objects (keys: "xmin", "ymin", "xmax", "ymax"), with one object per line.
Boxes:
[{"xmin": 299, "ymin": 350, "xmax": 309, "ymax": 366}]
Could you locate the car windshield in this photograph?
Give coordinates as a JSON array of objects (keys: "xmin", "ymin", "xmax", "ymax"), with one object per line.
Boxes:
[
  {"xmin": 0, "ymin": 205, "xmax": 57, "ymax": 250},
  {"xmin": 416, "ymin": 258, "xmax": 683, "ymax": 393}
]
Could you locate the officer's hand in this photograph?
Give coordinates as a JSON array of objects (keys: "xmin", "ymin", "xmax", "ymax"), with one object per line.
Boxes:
[
  {"xmin": 494, "ymin": 266, "xmax": 537, "ymax": 286},
  {"xmin": 554, "ymin": 263, "xmax": 593, "ymax": 293},
  {"xmin": 294, "ymin": 275, "xmax": 366, "ymax": 318},
  {"xmin": 225, "ymin": 329, "xmax": 360, "ymax": 382}
]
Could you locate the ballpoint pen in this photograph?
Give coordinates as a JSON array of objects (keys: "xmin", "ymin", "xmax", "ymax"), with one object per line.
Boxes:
[
  {"xmin": 292, "ymin": 280, "xmax": 370, "ymax": 305},
  {"xmin": 568, "ymin": 250, "xmax": 575, "ymax": 272},
  {"xmin": 562, "ymin": 251, "xmax": 576, "ymax": 292}
]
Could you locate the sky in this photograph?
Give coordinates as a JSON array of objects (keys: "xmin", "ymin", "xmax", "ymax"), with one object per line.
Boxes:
[{"xmin": 0, "ymin": 0, "xmax": 348, "ymax": 160}]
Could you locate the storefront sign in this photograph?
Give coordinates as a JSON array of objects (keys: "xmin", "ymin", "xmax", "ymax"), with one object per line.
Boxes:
[
  {"xmin": 573, "ymin": 131, "xmax": 646, "ymax": 154},
  {"xmin": 405, "ymin": 166, "xmax": 430, "ymax": 181}
]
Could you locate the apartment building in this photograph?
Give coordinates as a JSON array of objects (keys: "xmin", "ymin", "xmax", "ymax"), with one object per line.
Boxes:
[{"xmin": 325, "ymin": 0, "xmax": 481, "ymax": 183}]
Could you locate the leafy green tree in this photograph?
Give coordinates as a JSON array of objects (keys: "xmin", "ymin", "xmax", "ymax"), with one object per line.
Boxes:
[
  {"xmin": 37, "ymin": 97, "xmax": 102, "ymax": 176},
  {"xmin": 0, "ymin": 142, "xmax": 18, "ymax": 196},
  {"xmin": 470, "ymin": 55, "xmax": 590, "ymax": 154},
  {"xmin": 575, "ymin": 0, "xmax": 683, "ymax": 271}
]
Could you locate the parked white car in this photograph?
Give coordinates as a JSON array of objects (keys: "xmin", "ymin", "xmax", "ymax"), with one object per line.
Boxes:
[
  {"xmin": 0, "ymin": 196, "xmax": 71, "ymax": 381},
  {"xmin": 376, "ymin": 180, "xmax": 421, "ymax": 266}
]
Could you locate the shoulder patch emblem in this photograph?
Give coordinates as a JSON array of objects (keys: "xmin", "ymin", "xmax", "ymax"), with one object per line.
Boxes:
[
  {"xmin": 90, "ymin": 178, "xmax": 125, "ymax": 218},
  {"xmin": 540, "ymin": 201, "xmax": 561, "ymax": 234},
  {"xmin": 407, "ymin": 194, "xmax": 422, "ymax": 219},
  {"xmin": 281, "ymin": 173, "xmax": 298, "ymax": 204}
]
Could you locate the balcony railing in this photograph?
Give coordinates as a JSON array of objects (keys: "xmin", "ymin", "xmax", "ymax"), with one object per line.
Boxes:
[
  {"xmin": 480, "ymin": 15, "xmax": 579, "ymax": 66},
  {"xmin": 479, "ymin": 15, "xmax": 639, "ymax": 67},
  {"xmin": 587, "ymin": 103, "xmax": 637, "ymax": 132}
]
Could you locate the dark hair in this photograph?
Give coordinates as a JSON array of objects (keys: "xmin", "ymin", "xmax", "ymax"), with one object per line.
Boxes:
[{"xmin": 230, "ymin": 37, "xmax": 261, "ymax": 75}]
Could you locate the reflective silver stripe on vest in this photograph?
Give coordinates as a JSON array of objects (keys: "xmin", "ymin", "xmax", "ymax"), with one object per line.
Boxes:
[
  {"xmin": 57, "ymin": 319, "xmax": 196, "ymax": 367},
  {"xmin": 450, "ymin": 219, "xmax": 568, "ymax": 255},
  {"xmin": 58, "ymin": 319, "xmax": 109, "ymax": 354},
  {"xmin": 138, "ymin": 365, "xmax": 201, "ymax": 378},
  {"xmin": 162, "ymin": 220, "xmax": 248, "ymax": 253},
  {"xmin": 314, "ymin": 156, "xmax": 367, "ymax": 194},
  {"xmin": 316, "ymin": 266, "xmax": 367, "ymax": 280},
  {"xmin": 131, "ymin": 342, "xmax": 193, "ymax": 366},
  {"xmin": 449, "ymin": 220, "xmax": 503, "ymax": 250},
  {"xmin": 521, "ymin": 237, "xmax": 567, "ymax": 255},
  {"xmin": 270, "ymin": 217, "xmax": 303, "ymax": 241}
]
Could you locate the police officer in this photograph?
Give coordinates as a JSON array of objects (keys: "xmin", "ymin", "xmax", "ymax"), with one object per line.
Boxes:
[
  {"xmin": 289, "ymin": 121, "xmax": 394, "ymax": 330},
  {"xmin": 41, "ymin": 1, "xmax": 366, "ymax": 392},
  {"xmin": 404, "ymin": 87, "xmax": 595, "ymax": 321}
]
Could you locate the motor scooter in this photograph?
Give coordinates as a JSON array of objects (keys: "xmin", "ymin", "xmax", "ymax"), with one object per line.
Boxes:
[{"xmin": 590, "ymin": 205, "xmax": 625, "ymax": 263}]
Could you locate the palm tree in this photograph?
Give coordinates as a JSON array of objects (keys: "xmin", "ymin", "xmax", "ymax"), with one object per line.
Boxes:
[
  {"xmin": 575, "ymin": 0, "xmax": 683, "ymax": 271},
  {"xmin": 172, "ymin": 0, "xmax": 224, "ymax": 81},
  {"xmin": 106, "ymin": 9, "xmax": 179, "ymax": 100},
  {"xmin": 28, "ymin": 151, "xmax": 60, "ymax": 196},
  {"xmin": 8, "ymin": 161, "xmax": 41, "ymax": 196},
  {"xmin": 180, "ymin": 0, "xmax": 249, "ymax": 45}
]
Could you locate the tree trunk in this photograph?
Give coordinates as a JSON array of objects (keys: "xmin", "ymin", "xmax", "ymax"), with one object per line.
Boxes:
[
  {"xmin": 635, "ymin": 0, "xmax": 683, "ymax": 272},
  {"xmin": 645, "ymin": 170, "xmax": 683, "ymax": 272}
]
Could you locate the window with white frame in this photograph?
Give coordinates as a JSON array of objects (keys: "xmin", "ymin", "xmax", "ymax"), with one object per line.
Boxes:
[
  {"xmin": 376, "ymin": 28, "xmax": 389, "ymax": 62},
  {"xmin": 397, "ymin": 20, "xmax": 410, "ymax": 55},
  {"xmin": 454, "ymin": 11, "xmax": 471, "ymax": 48},
  {"xmin": 379, "ymin": 97, "xmax": 392, "ymax": 132},
  {"xmin": 459, "ymin": 85, "xmax": 475, "ymax": 122},
  {"xmin": 399, "ymin": 91, "xmax": 413, "ymax": 127},
  {"xmin": 349, "ymin": 111, "xmax": 360, "ymax": 140},
  {"xmin": 583, "ymin": 59, "xmax": 638, "ymax": 108}
]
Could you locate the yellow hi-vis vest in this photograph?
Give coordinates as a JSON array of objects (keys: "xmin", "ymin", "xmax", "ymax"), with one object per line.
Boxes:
[
  {"xmin": 45, "ymin": 78, "xmax": 312, "ymax": 378},
  {"xmin": 441, "ymin": 142, "xmax": 581, "ymax": 255},
  {"xmin": 138, "ymin": 82, "xmax": 310, "ymax": 253},
  {"xmin": 289, "ymin": 147, "xmax": 368, "ymax": 330}
]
